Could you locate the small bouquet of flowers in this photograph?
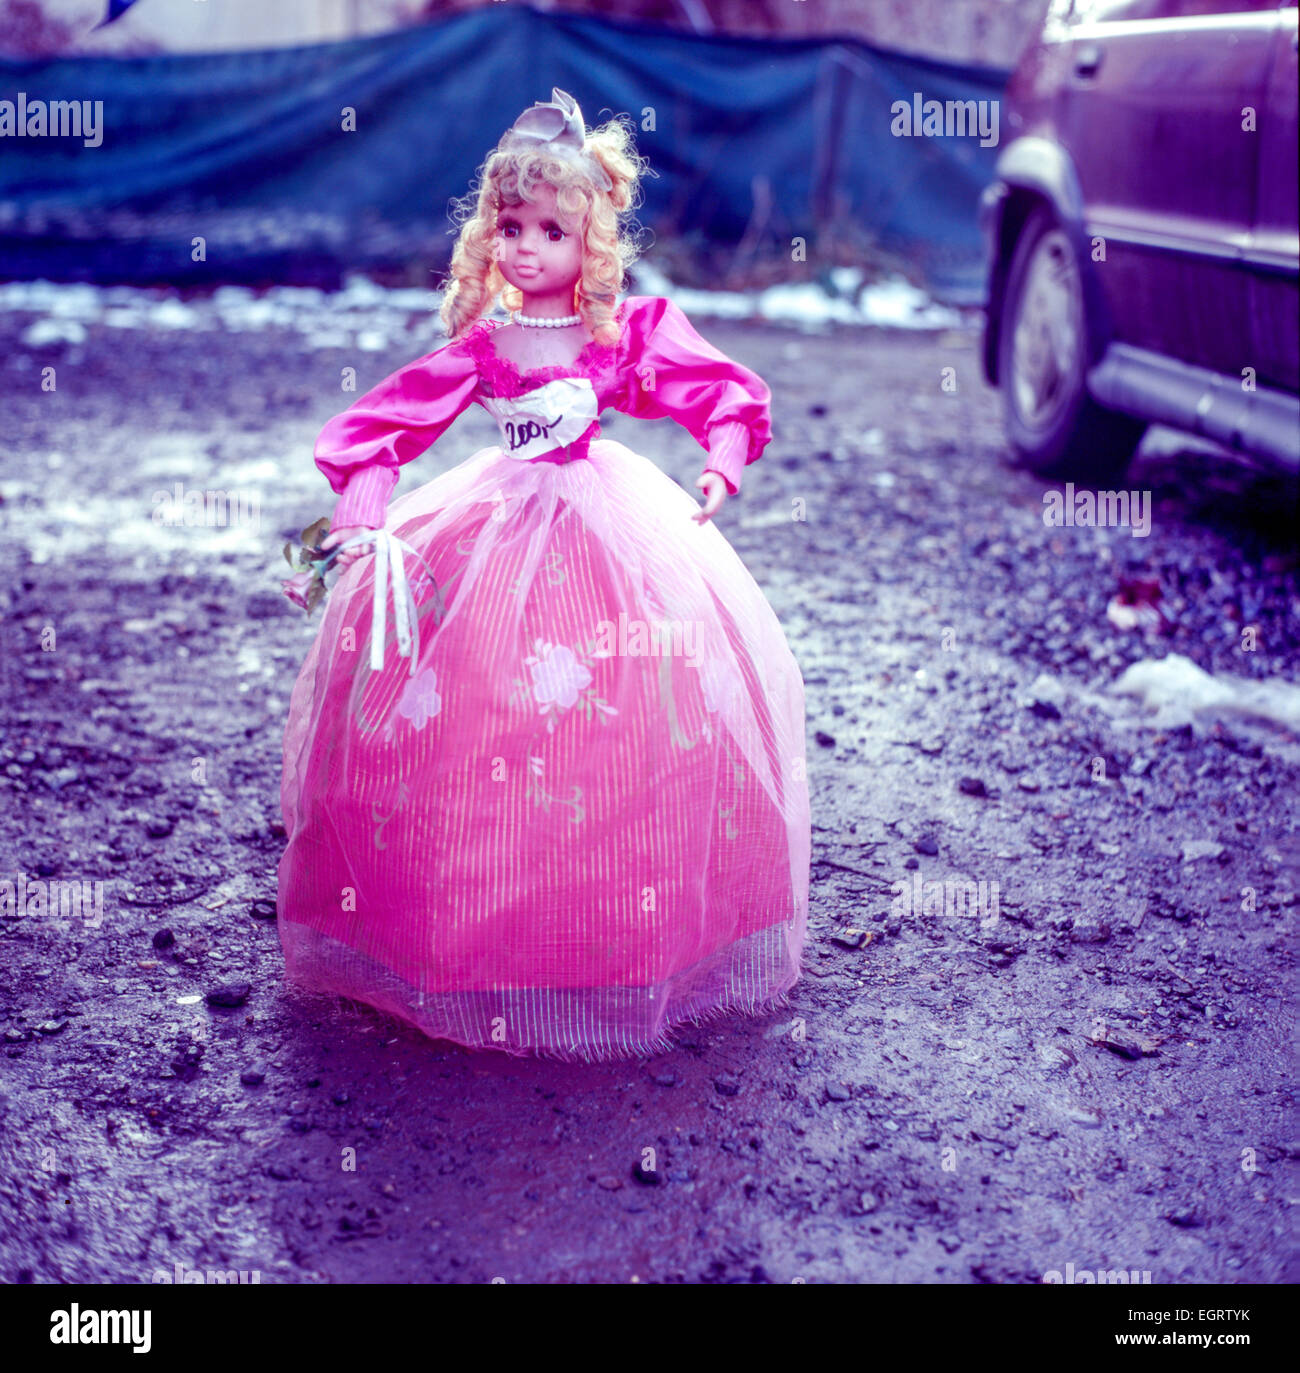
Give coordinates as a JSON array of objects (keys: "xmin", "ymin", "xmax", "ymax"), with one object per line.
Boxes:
[{"xmin": 281, "ymin": 516, "xmax": 332, "ymax": 615}]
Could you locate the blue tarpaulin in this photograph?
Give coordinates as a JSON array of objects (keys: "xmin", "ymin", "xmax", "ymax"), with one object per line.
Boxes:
[{"xmin": 0, "ymin": 6, "xmax": 1009, "ymax": 302}]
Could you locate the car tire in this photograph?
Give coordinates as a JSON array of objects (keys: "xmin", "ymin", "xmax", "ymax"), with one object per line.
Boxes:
[{"xmin": 999, "ymin": 206, "xmax": 1146, "ymax": 483}]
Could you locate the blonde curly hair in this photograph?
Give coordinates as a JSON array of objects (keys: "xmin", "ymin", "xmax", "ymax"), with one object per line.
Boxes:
[{"xmin": 440, "ymin": 112, "xmax": 646, "ymax": 347}]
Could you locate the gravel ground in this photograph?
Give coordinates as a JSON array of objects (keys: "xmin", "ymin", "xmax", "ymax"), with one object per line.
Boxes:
[{"xmin": 0, "ymin": 296, "xmax": 1296, "ymax": 1284}]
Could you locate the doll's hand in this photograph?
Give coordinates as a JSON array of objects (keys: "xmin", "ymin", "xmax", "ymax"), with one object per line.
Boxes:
[
  {"xmin": 321, "ymin": 526, "xmax": 374, "ymax": 570},
  {"xmin": 692, "ymin": 472, "xmax": 728, "ymax": 524}
]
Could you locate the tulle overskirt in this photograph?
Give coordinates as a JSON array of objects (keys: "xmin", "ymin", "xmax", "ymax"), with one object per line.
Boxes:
[{"xmin": 277, "ymin": 439, "xmax": 810, "ymax": 1060}]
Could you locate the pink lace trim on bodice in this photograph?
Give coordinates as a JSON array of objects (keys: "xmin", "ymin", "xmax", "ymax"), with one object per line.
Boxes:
[{"xmin": 462, "ymin": 317, "xmax": 618, "ymax": 399}]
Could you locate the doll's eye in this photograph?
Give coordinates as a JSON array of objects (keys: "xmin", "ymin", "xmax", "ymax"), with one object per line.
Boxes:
[
  {"xmin": 499, "ymin": 223, "xmax": 519, "ymax": 238},
  {"xmin": 546, "ymin": 226, "xmax": 565, "ymax": 242}
]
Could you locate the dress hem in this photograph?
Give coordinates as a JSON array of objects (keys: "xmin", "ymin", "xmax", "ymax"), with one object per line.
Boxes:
[{"xmin": 279, "ymin": 917, "xmax": 804, "ymax": 1064}]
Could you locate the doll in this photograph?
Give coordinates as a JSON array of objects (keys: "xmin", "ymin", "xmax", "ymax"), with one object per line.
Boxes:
[{"xmin": 277, "ymin": 89, "xmax": 810, "ymax": 1062}]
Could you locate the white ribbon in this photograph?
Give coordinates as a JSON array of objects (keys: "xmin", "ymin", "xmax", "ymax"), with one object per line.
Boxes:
[{"xmin": 329, "ymin": 528, "xmax": 439, "ymax": 675}]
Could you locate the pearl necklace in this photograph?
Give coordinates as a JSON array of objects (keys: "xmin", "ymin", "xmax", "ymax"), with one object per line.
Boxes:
[{"xmin": 512, "ymin": 310, "xmax": 581, "ymax": 328}]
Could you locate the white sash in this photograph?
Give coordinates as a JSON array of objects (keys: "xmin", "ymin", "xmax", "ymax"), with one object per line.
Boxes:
[
  {"xmin": 328, "ymin": 528, "xmax": 437, "ymax": 675},
  {"xmin": 479, "ymin": 376, "xmax": 599, "ymax": 461}
]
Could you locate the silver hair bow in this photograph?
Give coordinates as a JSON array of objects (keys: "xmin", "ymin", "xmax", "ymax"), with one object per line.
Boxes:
[{"xmin": 497, "ymin": 87, "xmax": 613, "ymax": 192}]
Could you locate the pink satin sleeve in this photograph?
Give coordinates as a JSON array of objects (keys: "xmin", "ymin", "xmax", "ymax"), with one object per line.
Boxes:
[
  {"xmin": 315, "ymin": 339, "xmax": 479, "ymax": 530},
  {"xmin": 615, "ymin": 295, "xmax": 772, "ymax": 496}
]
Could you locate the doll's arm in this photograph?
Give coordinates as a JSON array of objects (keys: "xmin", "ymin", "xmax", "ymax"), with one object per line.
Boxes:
[
  {"xmin": 617, "ymin": 296, "xmax": 772, "ymax": 497},
  {"xmin": 699, "ymin": 421, "xmax": 751, "ymax": 498},
  {"xmin": 316, "ymin": 340, "xmax": 479, "ymax": 530}
]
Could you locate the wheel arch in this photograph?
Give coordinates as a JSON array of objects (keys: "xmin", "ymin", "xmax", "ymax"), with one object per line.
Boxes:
[{"xmin": 982, "ymin": 136, "xmax": 1115, "ymax": 388}]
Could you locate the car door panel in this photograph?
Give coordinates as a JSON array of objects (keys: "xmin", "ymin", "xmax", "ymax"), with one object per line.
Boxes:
[
  {"xmin": 1247, "ymin": 2, "xmax": 1299, "ymax": 393},
  {"xmin": 1062, "ymin": 0, "xmax": 1274, "ymax": 375}
]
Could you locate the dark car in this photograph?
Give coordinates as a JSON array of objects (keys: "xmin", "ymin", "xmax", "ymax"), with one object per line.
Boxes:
[{"xmin": 980, "ymin": 0, "xmax": 1299, "ymax": 482}]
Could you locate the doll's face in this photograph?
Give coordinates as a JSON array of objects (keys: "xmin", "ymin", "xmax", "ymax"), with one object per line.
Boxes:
[{"xmin": 494, "ymin": 184, "xmax": 584, "ymax": 301}]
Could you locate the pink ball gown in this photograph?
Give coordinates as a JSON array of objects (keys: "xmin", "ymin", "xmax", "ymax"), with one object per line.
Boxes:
[{"xmin": 277, "ymin": 295, "xmax": 810, "ymax": 1061}]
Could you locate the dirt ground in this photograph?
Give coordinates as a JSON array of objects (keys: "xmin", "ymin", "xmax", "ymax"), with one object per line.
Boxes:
[{"xmin": 0, "ymin": 296, "xmax": 1296, "ymax": 1283}]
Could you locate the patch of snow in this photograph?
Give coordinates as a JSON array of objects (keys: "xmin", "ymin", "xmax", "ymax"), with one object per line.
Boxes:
[
  {"xmin": 22, "ymin": 319, "xmax": 86, "ymax": 346},
  {"xmin": 859, "ymin": 276, "xmax": 962, "ymax": 329},
  {"xmin": 1180, "ymin": 839, "xmax": 1226, "ymax": 864},
  {"xmin": 220, "ymin": 458, "xmax": 281, "ymax": 483},
  {"xmin": 1111, "ymin": 653, "xmax": 1300, "ymax": 734},
  {"xmin": 236, "ymin": 643, "xmax": 266, "ymax": 676},
  {"xmin": 631, "ymin": 260, "xmax": 965, "ymax": 331},
  {"xmin": 2, "ymin": 265, "xmax": 966, "ymax": 345},
  {"xmin": 1027, "ymin": 672, "xmax": 1069, "ymax": 708},
  {"xmin": 757, "ymin": 282, "xmax": 865, "ymax": 328},
  {"xmin": 151, "ymin": 299, "xmax": 202, "ymax": 330},
  {"xmin": 11, "ymin": 488, "xmax": 268, "ymax": 569}
]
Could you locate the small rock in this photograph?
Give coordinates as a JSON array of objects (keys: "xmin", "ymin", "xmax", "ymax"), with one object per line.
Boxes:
[
  {"xmin": 1165, "ymin": 1208, "xmax": 1203, "ymax": 1229},
  {"xmin": 1066, "ymin": 1106, "xmax": 1102, "ymax": 1129},
  {"xmin": 958, "ymin": 776, "xmax": 987, "ymax": 797},
  {"xmin": 206, "ymin": 982, "xmax": 251, "ymax": 1009},
  {"xmin": 36, "ymin": 1020, "xmax": 67, "ymax": 1035},
  {"xmin": 914, "ymin": 834, "xmax": 939, "ymax": 856},
  {"xmin": 1180, "ymin": 840, "xmax": 1225, "ymax": 864},
  {"xmin": 145, "ymin": 818, "xmax": 174, "ymax": 839},
  {"xmin": 825, "ymin": 1082, "xmax": 851, "ymax": 1102},
  {"xmin": 596, "ymin": 1176, "xmax": 623, "ymax": 1191},
  {"xmin": 240, "ymin": 1068, "xmax": 266, "ymax": 1086},
  {"xmin": 650, "ymin": 1069, "xmax": 678, "ymax": 1087},
  {"xmin": 631, "ymin": 1160, "xmax": 661, "ymax": 1186},
  {"xmin": 151, "ymin": 928, "xmax": 175, "ymax": 950},
  {"xmin": 1069, "ymin": 922, "xmax": 1111, "ymax": 944},
  {"xmin": 171, "ymin": 1043, "xmax": 204, "ymax": 1081},
  {"xmin": 814, "ymin": 730, "xmax": 836, "ymax": 748},
  {"xmin": 858, "ymin": 1190, "xmax": 879, "ymax": 1214},
  {"xmin": 1017, "ymin": 777, "xmax": 1041, "ymax": 792},
  {"xmin": 1029, "ymin": 699, "xmax": 1061, "ymax": 720},
  {"xmin": 1091, "ymin": 1029, "xmax": 1161, "ymax": 1060},
  {"xmin": 831, "ymin": 928, "xmax": 867, "ymax": 949},
  {"xmin": 714, "ymin": 1073, "xmax": 740, "ymax": 1097},
  {"xmin": 250, "ymin": 899, "xmax": 277, "ymax": 921}
]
